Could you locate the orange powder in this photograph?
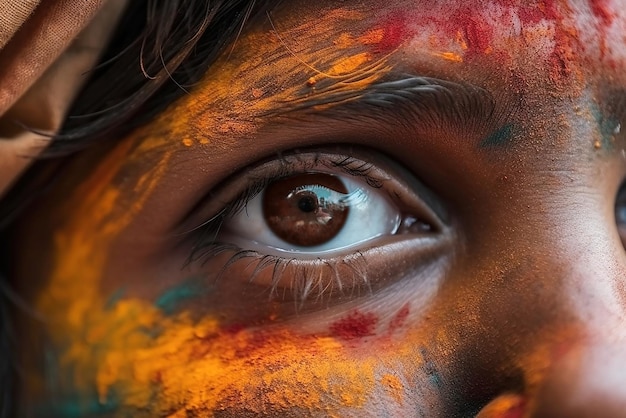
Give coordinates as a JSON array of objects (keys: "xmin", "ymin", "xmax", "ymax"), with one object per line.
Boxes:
[
  {"xmin": 381, "ymin": 374, "xmax": 404, "ymax": 404},
  {"xmin": 431, "ymin": 51, "xmax": 464, "ymax": 63},
  {"xmin": 31, "ymin": 6, "xmax": 400, "ymax": 416},
  {"xmin": 327, "ymin": 52, "xmax": 372, "ymax": 75},
  {"xmin": 358, "ymin": 28, "xmax": 385, "ymax": 46}
]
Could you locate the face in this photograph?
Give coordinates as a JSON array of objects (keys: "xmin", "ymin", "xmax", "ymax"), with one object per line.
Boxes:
[{"xmin": 13, "ymin": 0, "xmax": 626, "ymax": 416}]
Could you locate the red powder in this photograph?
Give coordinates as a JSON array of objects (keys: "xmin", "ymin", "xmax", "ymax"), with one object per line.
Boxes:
[
  {"xmin": 388, "ymin": 303, "xmax": 410, "ymax": 332},
  {"xmin": 375, "ymin": 13, "xmax": 408, "ymax": 53},
  {"xmin": 516, "ymin": 4, "xmax": 547, "ymax": 25},
  {"xmin": 451, "ymin": 9, "xmax": 493, "ymax": 54},
  {"xmin": 548, "ymin": 48, "xmax": 571, "ymax": 81},
  {"xmin": 329, "ymin": 310, "xmax": 378, "ymax": 340},
  {"xmin": 590, "ymin": 0, "xmax": 614, "ymax": 26},
  {"xmin": 540, "ymin": 0, "xmax": 561, "ymax": 21},
  {"xmin": 548, "ymin": 23, "xmax": 579, "ymax": 85}
]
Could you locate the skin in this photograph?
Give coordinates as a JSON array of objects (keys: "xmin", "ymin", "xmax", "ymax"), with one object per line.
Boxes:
[{"xmin": 12, "ymin": 0, "xmax": 626, "ymax": 416}]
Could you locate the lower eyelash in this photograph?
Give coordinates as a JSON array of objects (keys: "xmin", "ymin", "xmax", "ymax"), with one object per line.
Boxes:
[{"xmin": 189, "ymin": 243, "xmax": 373, "ymax": 309}]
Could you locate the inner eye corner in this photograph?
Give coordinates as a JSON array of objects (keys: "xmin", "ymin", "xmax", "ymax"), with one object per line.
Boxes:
[{"xmin": 395, "ymin": 211, "xmax": 433, "ymax": 234}]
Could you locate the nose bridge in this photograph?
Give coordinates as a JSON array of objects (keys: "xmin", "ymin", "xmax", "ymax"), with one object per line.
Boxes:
[
  {"xmin": 523, "ymin": 204, "xmax": 626, "ymax": 417},
  {"xmin": 522, "ymin": 183, "xmax": 626, "ymax": 336},
  {"xmin": 472, "ymin": 179, "xmax": 626, "ymax": 417}
]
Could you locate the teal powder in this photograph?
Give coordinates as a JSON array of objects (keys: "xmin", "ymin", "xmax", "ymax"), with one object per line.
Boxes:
[
  {"xmin": 480, "ymin": 124, "xmax": 515, "ymax": 148},
  {"xmin": 39, "ymin": 348, "xmax": 120, "ymax": 417},
  {"xmin": 154, "ymin": 279, "xmax": 209, "ymax": 315},
  {"xmin": 37, "ymin": 397, "xmax": 119, "ymax": 418},
  {"xmin": 104, "ymin": 287, "xmax": 125, "ymax": 310},
  {"xmin": 591, "ymin": 104, "xmax": 620, "ymax": 151}
]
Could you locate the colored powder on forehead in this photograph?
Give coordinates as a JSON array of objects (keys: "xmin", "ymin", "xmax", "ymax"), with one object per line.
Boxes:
[
  {"xmin": 375, "ymin": 13, "xmax": 408, "ymax": 53},
  {"xmin": 328, "ymin": 52, "xmax": 372, "ymax": 75},
  {"xmin": 358, "ymin": 28, "xmax": 385, "ymax": 46},
  {"xmin": 521, "ymin": 0, "xmax": 582, "ymax": 88},
  {"xmin": 589, "ymin": 0, "xmax": 614, "ymax": 26},
  {"xmin": 516, "ymin": 4, "xmax": 548, "ymax": 25},
  {"xmin": 539, "ymin": 0, "xmax": 560, "ymax": 21},
  {"xmin": 451, "ymin": 8, "xmax": 494, "ymax": 56},
  {"xmin": 480, "ymin": 124, "xmax": 515, "ymax": 148}
]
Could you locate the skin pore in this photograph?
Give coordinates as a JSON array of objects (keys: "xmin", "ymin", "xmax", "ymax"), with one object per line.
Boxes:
[{"xmin": 12, "ymin": 0, "xmax": 626, "ymax": 416}]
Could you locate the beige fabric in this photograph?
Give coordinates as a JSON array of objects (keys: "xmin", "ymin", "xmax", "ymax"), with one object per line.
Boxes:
[
  {"xmin": 0, "ymin": 0, "xmax": 128, "ymax": 197},
  {"xmin": 0, "ymin": 0, "xmax": 41, "ymax": 49}
]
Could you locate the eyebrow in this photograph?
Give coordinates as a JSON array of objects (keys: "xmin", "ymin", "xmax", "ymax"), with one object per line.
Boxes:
[{"xmin": 269, "ymin": 74, "xmax": 516, "ymax": 148}]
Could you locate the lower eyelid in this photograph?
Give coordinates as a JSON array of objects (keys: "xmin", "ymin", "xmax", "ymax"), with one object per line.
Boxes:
[{"xmin": 189, "ymin": 234, "xmax": 452, "ymax": 321}]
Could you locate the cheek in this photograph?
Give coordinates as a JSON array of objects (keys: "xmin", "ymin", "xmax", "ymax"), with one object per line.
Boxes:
[
  {"xmin": 56, "ymin": 263, "xmax": 452, "ymax": 416},
  {"xmin": 48, "ymin": 298, "xmax": 444, "ymax": 416}
]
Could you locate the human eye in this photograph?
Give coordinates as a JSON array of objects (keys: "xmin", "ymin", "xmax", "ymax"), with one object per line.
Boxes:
[{"xmin": 180, "ymin": 147, "xmax": 452, "ymax": 328}]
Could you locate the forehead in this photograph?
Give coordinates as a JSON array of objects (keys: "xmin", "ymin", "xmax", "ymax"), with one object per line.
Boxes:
[
  {"xmin": 276, "ymin": 0, "xmax": 626, "ymax": 78},
  {"xmin": 146, "ymin": 0, "xmax": 626, "ymax": 159},
  {"xmin": 103, "ymin": 0, "xmax": 626, "ymax": 221}
]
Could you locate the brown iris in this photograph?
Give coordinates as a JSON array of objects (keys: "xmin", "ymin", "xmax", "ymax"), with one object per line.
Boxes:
[{"xmin": 263, "ymin": 173, "xmax": 350, "ymax": 247}]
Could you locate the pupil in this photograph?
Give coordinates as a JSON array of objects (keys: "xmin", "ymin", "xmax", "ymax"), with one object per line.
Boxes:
[{"xmin": 298, "ymin": 196, "xmax": 317, "ymax": 213}]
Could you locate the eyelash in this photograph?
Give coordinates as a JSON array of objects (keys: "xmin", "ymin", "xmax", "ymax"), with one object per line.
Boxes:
[{"xmin": 184, "ymin": 153, "xmax": 387, "ymax": 305}]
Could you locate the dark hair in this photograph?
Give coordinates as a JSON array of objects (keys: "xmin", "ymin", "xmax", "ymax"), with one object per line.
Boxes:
[{"xmin": 0, "ymin": 0, "xmax": 276, "ymax": 415}]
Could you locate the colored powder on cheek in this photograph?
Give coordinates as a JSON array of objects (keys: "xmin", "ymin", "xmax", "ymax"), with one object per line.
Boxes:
[
  {"xmin": 380, "ymin": 374, "xmax": 404, "ymax": 404},
  {"xmin": 387, "ymin": 303, "xmax": 410, "ymax": 332},
  {"xmin": 154, "ymin": 280, "xmax": 210, "ymax": 315},
  {"xmin": 329, "ymin": 310, "xmax": 378, "ymax": 340}
]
